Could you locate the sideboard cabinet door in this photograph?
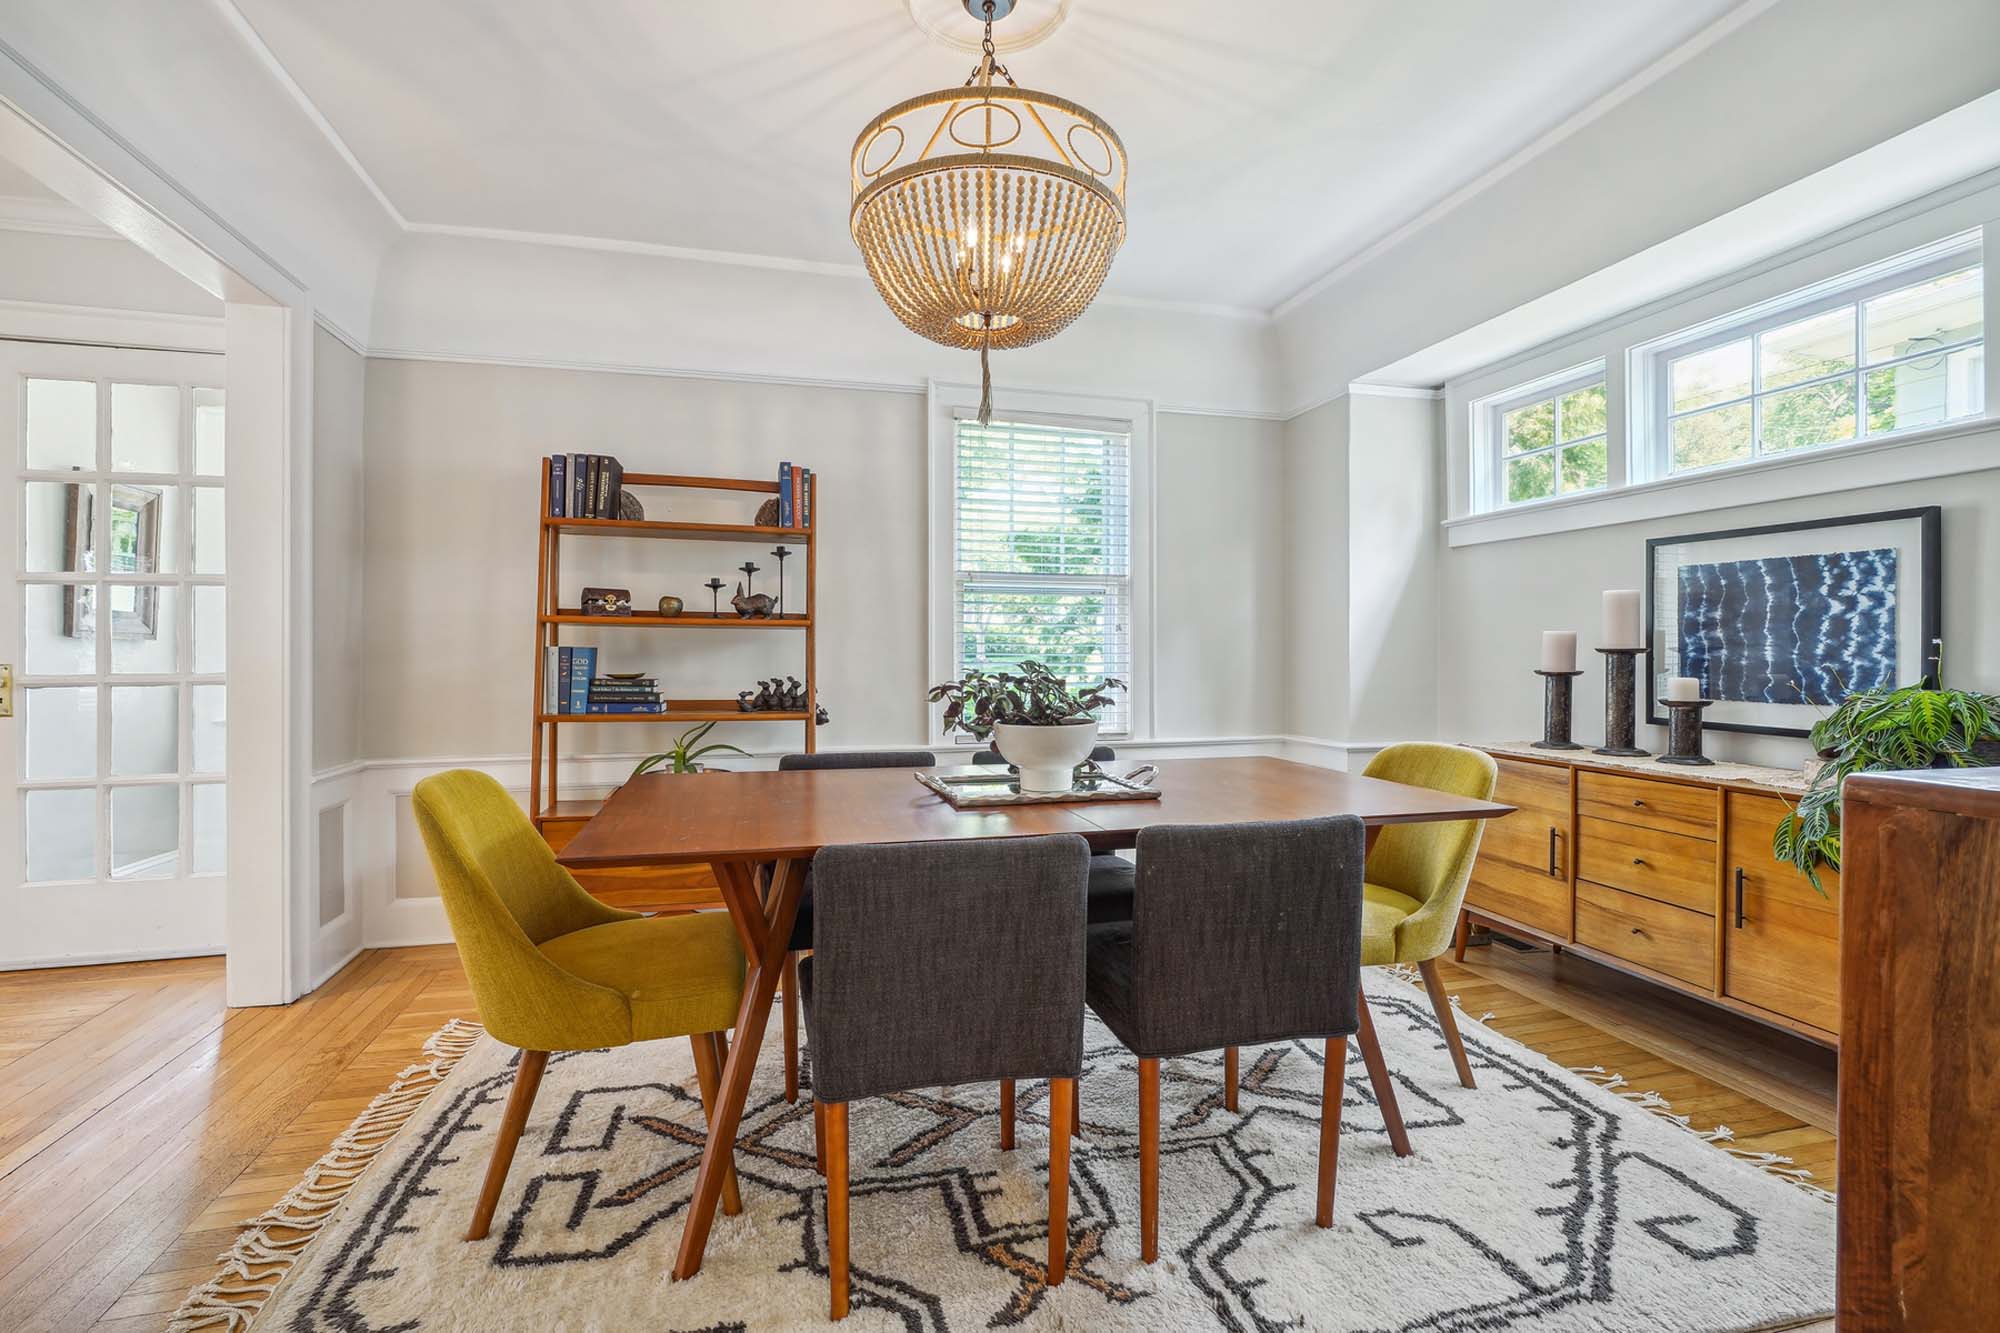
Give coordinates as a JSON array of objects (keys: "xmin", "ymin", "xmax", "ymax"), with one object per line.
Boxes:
[
  {"xmin": 1466, "ymin": 757, "xmax": 1572, "ymax": 940},
  {"xmin": 1721, "ymin": 791, "xmax": 1840, "ymax": 1036}
]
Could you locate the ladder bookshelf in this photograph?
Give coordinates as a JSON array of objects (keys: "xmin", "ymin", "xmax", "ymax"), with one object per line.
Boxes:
[{"xmin": 530, "ymin": 464, "xmax": 816, "ymax": 908}]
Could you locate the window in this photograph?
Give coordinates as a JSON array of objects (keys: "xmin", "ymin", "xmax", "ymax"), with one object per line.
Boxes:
[
  {"xmin": 947, "ymin": 415, "xmax": 1134, "ymax": 735},
  {"xmin": 1477, "ymin": 366, "xmax": 1609, "ymax": 508},
  {"xmin": 1648, "ymin": 240, "xmax": 1984, "ymax": 476}
]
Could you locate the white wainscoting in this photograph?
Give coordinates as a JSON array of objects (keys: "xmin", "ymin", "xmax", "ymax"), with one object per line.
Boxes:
[{"xmin": 315, "ymin": 735, "xmax": 1369, "ymax": 960}]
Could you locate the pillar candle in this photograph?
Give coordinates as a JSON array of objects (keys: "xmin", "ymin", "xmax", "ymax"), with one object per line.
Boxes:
[
  {"xmin": 1667, "ymin": 676, "xmax": 1701, "ymax": 702},
  {"xmin": 1540, "ymin": 630, "xmax": 1578, "ymax": 673},
  {"xmin": 1601, "ymin": 590, "xmax": 1643, "ymax": 650}
]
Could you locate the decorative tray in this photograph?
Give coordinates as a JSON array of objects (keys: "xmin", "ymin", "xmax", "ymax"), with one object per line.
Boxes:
[{"xmin": 916, "ymin": 762, "xmax": 1162, "ymax": 808}]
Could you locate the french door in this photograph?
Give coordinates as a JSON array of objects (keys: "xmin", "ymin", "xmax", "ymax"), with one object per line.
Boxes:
[{"xmin": 1, "ymin": 343, "xmax": 228, "ymax": 967}]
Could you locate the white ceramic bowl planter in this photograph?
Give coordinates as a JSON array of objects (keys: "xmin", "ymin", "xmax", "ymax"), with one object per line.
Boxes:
[{"xmin": 993, "ymin": 718, "xmax": 1099, "ymax": 794}]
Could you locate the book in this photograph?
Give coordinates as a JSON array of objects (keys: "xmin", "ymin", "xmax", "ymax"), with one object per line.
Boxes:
[
  {"xmin": 588, "ymin": 689, "xmax": 661, "ymax": 702},
  {"xmin": 779, "ymin": 461, "xmax": 793, "ymax": 528},
  {"xmin": 549, "ymin": 456, "xmax": 566, "ymax": 517},
  {"xmin": 570, "ymin": 453, "xmax": 589, "ymax": 518},
  {"xmin": 543, "ymin": 646, "xmax": 561, "ymax": 712},
  {"xmin": 567, "ymin": 647, "xmax": 597, "ymax": 714},
  {"xmin": 604, "ymin": 457, "xmax": 623, "ymax": 519},
  {"xmin": 586, "ymin": 701, "xmax": 665, "ymax": 714},
  {"xmin": 554, "ymin": 646, "xmax": 572, "ymax": 715},
  {"xmin": 800, "ymin": 467, "xmax": 811, "ymax": 529}
]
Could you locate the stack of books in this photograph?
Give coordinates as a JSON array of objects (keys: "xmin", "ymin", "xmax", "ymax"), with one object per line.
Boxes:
[
  {"xmin": 778, "ymin": 461, "xmax": 813, "ymax": 529},
  {"xmin": 547, "ymin": 454, "xmax": 625, "ymax": 518},
  {"xmin": 542, "ymin": 648, "xmax": 666, "ymax": 715}
]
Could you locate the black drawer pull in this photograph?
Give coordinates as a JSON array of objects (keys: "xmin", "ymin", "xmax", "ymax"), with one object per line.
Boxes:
[
  {"xmin": 1734, "ymin": 867, "xmax": 1746, "ymax": 929},
  {"xmin": 1632, "ymin": 798, "xmax": 1646, "ymax": 808},
  {"xmin": 1631, "ymin": 857, "xmax": 1646, "ymax": 867},
  {"xmin": 1547, "ymin": 826, "xmax": 1559, "ymax": 878}
]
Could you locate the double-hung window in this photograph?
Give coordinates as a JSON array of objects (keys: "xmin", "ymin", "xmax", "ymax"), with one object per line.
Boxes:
[
  {"xmin": 1648, "ymin": 238, "xmax": 1984, "ymax": 476},
  {"xmin": 947, "ymin": 415, "xmax": 1133, "ymax": 736}
]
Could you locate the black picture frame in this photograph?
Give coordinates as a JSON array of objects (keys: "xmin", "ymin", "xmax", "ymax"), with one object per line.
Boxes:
[{"xmin": 1643, "ymin": 505, "xmax": 1941, "ymax": 739}]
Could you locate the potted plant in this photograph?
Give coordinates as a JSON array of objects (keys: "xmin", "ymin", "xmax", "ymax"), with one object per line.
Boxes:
[
  {"xmin": 1774, "ymin": 658, "xmax": 2000, "ymax": 892},
  {"xmin": 928, "ymin": 660, "xmax": 1125, "ymax": 793},
  {"xmin": 630, "ymin": 721, "xmax": 749, "ymax": 779}
]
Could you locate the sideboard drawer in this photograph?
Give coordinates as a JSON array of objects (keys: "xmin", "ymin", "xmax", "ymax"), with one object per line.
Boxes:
[
  {"xmin": 1577, "ymin": 770, "xmax": 1716, "ymax": 840},
  {"xmin": 1575, "ymin": 881, "xmax": 1714, "ymax": 989},
  {"xmin": 1575, "ymin": 815, "xmax": 1717, "ymax": 916}
]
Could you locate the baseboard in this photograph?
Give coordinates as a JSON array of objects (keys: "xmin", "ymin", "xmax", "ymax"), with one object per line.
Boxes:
[{"xmin": 3, "ymin": 945, "xmax": 223, "ymax": 971}]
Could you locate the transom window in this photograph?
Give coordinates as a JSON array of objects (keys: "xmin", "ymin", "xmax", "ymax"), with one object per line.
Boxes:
[
  {"xmin": 949, "ymin": 415, "xmax": 1132, "ymax": 736},
  {"xmin": 1659, "ymin": 258, "xmax": 1983, "ymax": 475},
  {"xmin": 1477, "ymin": 366, "xmax": 1609, "ymax": 508}
]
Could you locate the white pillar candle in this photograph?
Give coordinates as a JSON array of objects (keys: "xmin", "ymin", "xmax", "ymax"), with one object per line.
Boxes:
[
  {"xmin": 1667, "ymin": 676, "xmax": 1701, "ymax": 702},
  {"xmin": 1540, "ymin": 630, "xmax": 1578, "ymax": 674},
  {"xmin": 1601, "ymin": 590, "xmax": 1643, "ymax": 650}
]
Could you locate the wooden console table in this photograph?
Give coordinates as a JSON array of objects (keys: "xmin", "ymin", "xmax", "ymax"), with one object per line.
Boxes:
[{"xmin": 1458, "ymin": 743, "xmax": 1838, "ymax": 1044}]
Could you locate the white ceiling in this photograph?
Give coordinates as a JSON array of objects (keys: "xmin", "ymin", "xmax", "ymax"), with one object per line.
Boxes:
[{"xmin": 224, "ymin": 0, "xmax": 1751, "ymax": 312}]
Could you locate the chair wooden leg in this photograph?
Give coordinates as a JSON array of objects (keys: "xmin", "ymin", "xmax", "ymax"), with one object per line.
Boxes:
[
  {"xmin": 1354, "ymin": 990, "xmax": 1412, "ymax": 1157},
  {"xmin": 689, "ymin": 1033, "xmax": 744, "ymax": 1216},
  {"xmin": 782, "ymin": 952, "xmax": 801, "ymax": 1104},
  {"xmin": 823, "ymin": 1100, "xmax": 850, "ymax": 1321},
  {"xmin": 1047, "ymin": 1077, "xmax": 1073, "ymax": 1285},
  {"xmin": 467, "ymin": 1049, "xmax": 547, "ymax": 1241},
  {"xmin": 1318, "ymin": 1036, "xmax": 1346, "ymax": 1227},
  {"xmin": 1418, "ymin": 958, "xmax": 1477, "ymax": 1089},
  {"xmin": 1138, "ymin": 1057, "xmax": 1160, "ymax": 1264},
  {"xmin": 999, "ymin": 1078, "xmax": 1016, "ymax": 1150},
  {"xmin": 1453, "ymin": 910, "xmax": 1471, "ymax": 963},
  {"xmin": 813, "ymin": 1097, "xmax": 828, "ymax": 1176},
  {"xmin": 1224, "ymin": 1045, "xmax": 1240, "ymax": 1112}
]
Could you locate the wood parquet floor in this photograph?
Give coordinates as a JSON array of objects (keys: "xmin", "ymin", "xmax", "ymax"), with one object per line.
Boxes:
[{"xmin": 0, "ymin": 934, "xmax": 1837, "ymax": 1331}]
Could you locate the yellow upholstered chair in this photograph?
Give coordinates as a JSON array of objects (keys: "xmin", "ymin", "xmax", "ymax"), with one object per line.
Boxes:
[
  {"xmin": 1355, "ymin": 743, "xmax": 1498, "ymax": 1088},
  {"xmin": 411, "ymin": 769, "xmax": 748, "ymax": 1240}
]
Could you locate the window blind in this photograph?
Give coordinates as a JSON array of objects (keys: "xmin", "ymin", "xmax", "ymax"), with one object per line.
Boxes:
[{"xmin": 952, "ymin": 417, "xmax": 1132, "ymax": 735}]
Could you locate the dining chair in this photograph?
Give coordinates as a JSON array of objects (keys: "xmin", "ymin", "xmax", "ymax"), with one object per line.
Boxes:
[
  {"xmin": 1085, "ymin": 816, "xmax": 1366, "ymax": 1262},
  {"xmin": 800, "ymin": 833, "xmax": 1091, "ymax": 1319},
  {"xmin": 773, "ymin": 750, "xmax": 937, "ymax": 1103},
  {"xmin": 971, "ymin": 744, "xmax": 1134, "ymax": 925},
  {"xmin": 970, "ymin": 743, "xmax": 1119, "ymax": 765},
  {"xmin": 411, "ymin": 769, "xmax": 747, "ymax": 1241}
]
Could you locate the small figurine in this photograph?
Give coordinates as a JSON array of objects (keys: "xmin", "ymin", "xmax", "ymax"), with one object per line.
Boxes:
[
  {"xmin": 731, "ymin": 582, "xmax": 776, "ymax": 619},
  {"xmin": 657, "ymin": 594, "xmax": 684, "ymax": 617}
]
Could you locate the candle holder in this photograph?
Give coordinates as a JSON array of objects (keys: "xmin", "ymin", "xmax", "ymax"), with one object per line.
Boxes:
[
  {"xmin": 704, "ymin": 577, "xmax": 727, "ymax": 617},
  {"xmin": 770, "ymin": 545, "xmax": 791, "ymax": 617},
  {"xmin": 1656, "ymin": 698, "xmax": 1715, "ymax": 766},
  {"xmin": 1531, "ymin": 669, "xmax": 1586, "ymax": 750},
  {"xmin": 1593, "ymin": 648, "xmax": 1649, "ymax": 756}
]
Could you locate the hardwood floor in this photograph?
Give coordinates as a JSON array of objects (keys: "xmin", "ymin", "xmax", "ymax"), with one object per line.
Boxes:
[{"xmin": 0, "ymin": 935, "xmax": 1838, "ymax": 1331}]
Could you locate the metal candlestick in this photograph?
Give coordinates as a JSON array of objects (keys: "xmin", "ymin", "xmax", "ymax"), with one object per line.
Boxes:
[
  {"xmin": 1594, "ymin": 648, "xmax": 1649, "ymax": 756},
  {"xmin": 1531, "ymin": 669, "xmax": 1586, "ymax": 750},
  {"xmin": 705, "ymin": 577, "xmax": 727, "ymax": 617},
  {"xmin": 771, "ymin": 545, "xmax": 791, "ymax": 617},
  {"xmin": 737, "ymin": 561, "xmax": 760, "ymax": 598},
  {"xmin": 1656, "ymin": 699, "xmax": 1715, "ymax": 766}
]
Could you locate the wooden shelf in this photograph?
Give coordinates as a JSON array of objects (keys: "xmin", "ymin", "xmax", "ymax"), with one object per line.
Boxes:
[
  {"xmin": 541, "ymin": 612, "xmax": 810, "ymax": 628},
  {"xmin": 544, "ymin": 516, "xmax": 811, "ymax": 543},
  {"xmin": 540, "ymin": 698, "xmax": 809, "ymax": 724},
  {"xmin": 538, "ymin": 799, "xmax": 607, "ymax": 823}
]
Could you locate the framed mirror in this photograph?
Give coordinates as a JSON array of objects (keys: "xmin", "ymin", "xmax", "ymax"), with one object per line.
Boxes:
[{"xmin": 63, "ymin": 483, "xmax": 162, "ymax": 639}]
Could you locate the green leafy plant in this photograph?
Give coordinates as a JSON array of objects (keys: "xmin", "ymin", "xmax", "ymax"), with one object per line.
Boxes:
[
  {"xmin": 1775, "ymin": 656, "xmax": 2000, "ymax": 892},
  {"xmin": 630, "ymin": 721, "xmax": 749, "ymax": 779},
  {"xmin": 927, "ymin": 660, "xmax": 1125, "ymax": 741}
]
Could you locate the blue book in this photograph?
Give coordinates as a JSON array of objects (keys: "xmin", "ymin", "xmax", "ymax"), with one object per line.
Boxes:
[
  {"xmin": 587, "ymin": 701, "xmax": 664, "ymax": 714},
  {"xmin": 779, "ymin": 461, "xmax": 793, "ymax": 528},
  {"xmin": 549, "ymin": 456, "xmax": 566, "ymax": 516},
  {"xmin": 567, "ymin": 647, "xmax": 596, "ymax": 715},
  {"xmin": 554, "ymin": 647, "xmax": 572, "ymax": 715}
]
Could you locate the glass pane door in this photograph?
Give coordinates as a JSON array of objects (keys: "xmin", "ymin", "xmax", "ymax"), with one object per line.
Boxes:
[{"xmin": 3, "ymin": 344, "xmax": 227, "ymax": 968}]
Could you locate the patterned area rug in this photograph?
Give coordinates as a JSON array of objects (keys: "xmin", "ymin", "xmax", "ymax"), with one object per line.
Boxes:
[{"xmin": 176, "ymin": 974, "xmax": 1834, "ymax": 1332}]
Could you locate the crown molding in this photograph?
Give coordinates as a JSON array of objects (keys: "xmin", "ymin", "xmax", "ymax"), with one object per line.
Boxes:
[
  {"xmin": 0, "ymin": 191, "xmax": 118, "ymax": 238},
  {"xmin": 1348, "ymin": 382, "xmax": 1442, "ymax": 400}
]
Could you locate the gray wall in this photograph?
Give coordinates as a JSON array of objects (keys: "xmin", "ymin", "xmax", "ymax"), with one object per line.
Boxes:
[
  {"xmin": 1348, "ymin": 394, "xmax": 1441, "ymax": 744},
  {"xmin": 312, "ymin": 326, "xmax": 367, "ymax": 771},
  {"xmin": 357, "ymin": 357, "xmax": 1286, "ymax": 760},
  {"xmin": 1280, "ymin": 396, "xmax": 1349, "ymax": 743},
  {"xmin": 1438, "ymin": 430, "xmax": 2000, "ymax": 769}
]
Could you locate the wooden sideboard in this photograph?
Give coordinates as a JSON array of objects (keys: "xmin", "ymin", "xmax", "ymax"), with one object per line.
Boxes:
[
  {"xmin": 1459, "ymin": 744, "xmax": 1840, "ymax": 1044},
  {"xmin": 1837, "ymin": 767, "xmax": 2000, "ymax": 1329}
]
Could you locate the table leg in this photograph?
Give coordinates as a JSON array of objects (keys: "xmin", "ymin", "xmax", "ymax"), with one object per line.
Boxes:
[{"xmin": 673, "ymin": 856, "xmax": 806, "ymax": 1280}]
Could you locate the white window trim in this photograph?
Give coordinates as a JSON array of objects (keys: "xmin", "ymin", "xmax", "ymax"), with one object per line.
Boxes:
[
  {"xmin": 1470, "ymin": 359, "xmax": 1610, "ymax": 512},
  {"xmin": 926, "ymin": 380, "xmax": 1155, "ymax": 748}
]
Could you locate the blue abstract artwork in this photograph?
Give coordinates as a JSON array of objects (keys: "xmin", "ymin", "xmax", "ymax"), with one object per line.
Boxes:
[{"xmin": 1676, "ymin": 548, "xmax": 1899, "ymax": 707}]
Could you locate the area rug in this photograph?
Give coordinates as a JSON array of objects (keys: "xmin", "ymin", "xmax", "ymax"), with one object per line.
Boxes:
[{"xmin": 174, "ymin": 973, "xmax": 1834, "ymax": 1332}]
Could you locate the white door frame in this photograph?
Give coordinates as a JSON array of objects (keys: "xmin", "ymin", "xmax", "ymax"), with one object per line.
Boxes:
[{"xmin": 0, "ymin": 72, "xmax": 315, "ymax": 1004}]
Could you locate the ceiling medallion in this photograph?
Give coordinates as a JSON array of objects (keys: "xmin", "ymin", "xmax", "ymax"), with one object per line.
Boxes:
[{"xmin": 852, "ymin": 0, "xmax": 1127, "ymax": 422}]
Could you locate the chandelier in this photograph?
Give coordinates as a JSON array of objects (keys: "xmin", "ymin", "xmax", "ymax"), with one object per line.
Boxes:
[{"xmin": 851, "ymin": 0, "xmax": 1127, "ymax": 420}]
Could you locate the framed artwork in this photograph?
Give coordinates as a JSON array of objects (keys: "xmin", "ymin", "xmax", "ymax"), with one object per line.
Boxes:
[{"xmin": 1644, "ymin": 506, "xmax": 1940, "ymax": 738}]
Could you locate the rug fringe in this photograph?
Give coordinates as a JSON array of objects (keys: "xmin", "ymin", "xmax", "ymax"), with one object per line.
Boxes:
[{"xmin": 166, "ymin": 1018, "xmax": 485, "ymax": 1332}]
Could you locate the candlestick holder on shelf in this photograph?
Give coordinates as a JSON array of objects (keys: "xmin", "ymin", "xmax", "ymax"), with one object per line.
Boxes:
[
  {"xmin": 1656, "ymin": 698, "xmax": 1715, "ymax": 766},
  {"xmin": 1594, "ymin": 648, "xmax": 1649, "ymax": 756},
  {"xmin": 1531, "ymin": 669, "xmax": 1586, "ymax": 750}
]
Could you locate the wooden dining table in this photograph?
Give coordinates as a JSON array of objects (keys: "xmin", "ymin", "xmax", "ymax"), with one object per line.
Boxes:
[{"xmin": 555, "ymin": 754, "xmax": 1515, "ymax": 1279}]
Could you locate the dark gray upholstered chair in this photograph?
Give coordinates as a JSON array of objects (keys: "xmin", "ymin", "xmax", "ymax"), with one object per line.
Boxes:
[
  {"xmin": 772, "ymin": 750, "xmax": 937, "ymax": 1104},
  {"xmin": 972, "ymin": 745, "xmax": 1133, "ymax": 927},
  {"xmin": 1085, "ymin": 815, "xmax": 1367, "ymax": 1262},
  {"xmin": 970, "ymin": 743, "xmax": 1119, "ymax": 765},
  {"xmin": 800, "ymin": 834, "xmax": 1090, "ymax": 1319}
]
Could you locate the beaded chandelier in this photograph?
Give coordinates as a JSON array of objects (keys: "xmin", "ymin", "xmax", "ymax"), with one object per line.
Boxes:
[{"xmin": 851, "ymin": 0, "xmax": 1127, "ymax": 420}]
